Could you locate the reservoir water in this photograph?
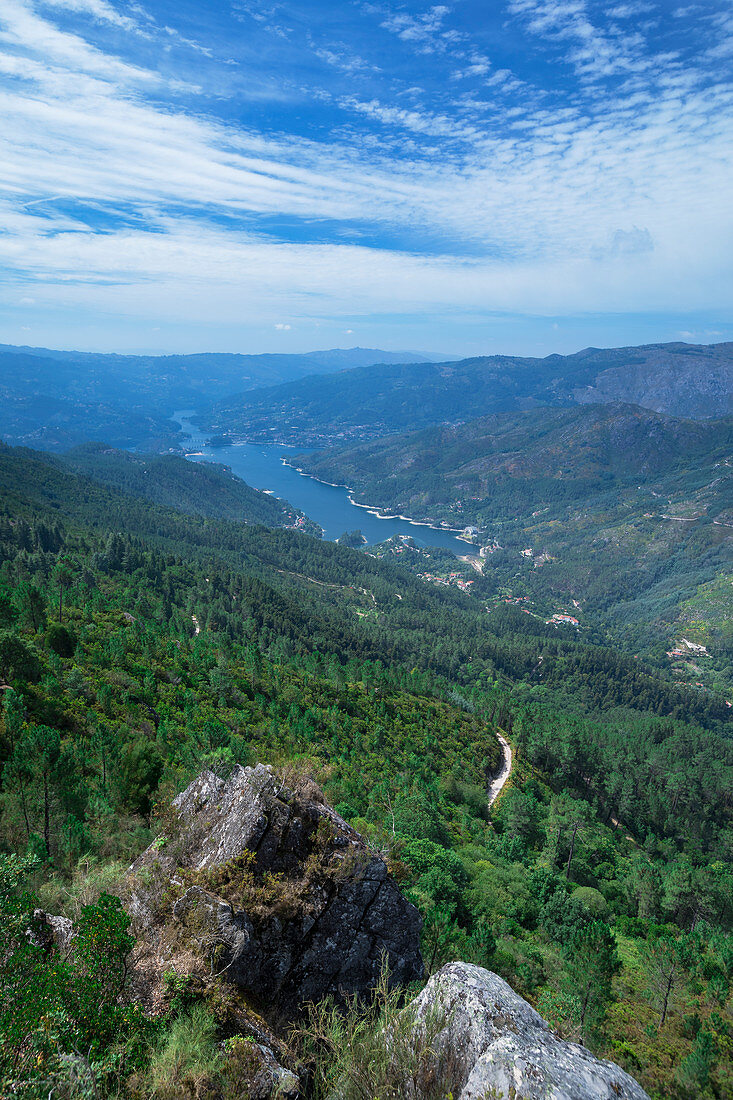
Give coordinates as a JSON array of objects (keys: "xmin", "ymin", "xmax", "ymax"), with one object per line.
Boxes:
[{"xmin": 174, "ymin": 411, "xmax": 468, "ymax": 555}]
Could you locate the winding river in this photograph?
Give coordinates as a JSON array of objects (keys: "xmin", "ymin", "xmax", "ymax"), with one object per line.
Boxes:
[{"xmin": 174, "ymin": 411, "xmax": 468, "ymax": 555}]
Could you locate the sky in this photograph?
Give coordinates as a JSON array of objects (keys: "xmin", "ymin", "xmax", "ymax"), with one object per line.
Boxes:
[{"xmin": 0, "ymin": 0, "xmax": 732, "ymax": 357}]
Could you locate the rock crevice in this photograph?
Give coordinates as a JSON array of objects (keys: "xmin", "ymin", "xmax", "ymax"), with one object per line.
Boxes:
[{"xmin": 127, "ymin": 763, "xmax": 424, "ymax": 1021}]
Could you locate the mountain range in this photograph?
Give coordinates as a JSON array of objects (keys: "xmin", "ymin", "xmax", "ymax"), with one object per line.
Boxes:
[
  {"xmin": 199, "ymin": 341, "xmax": 733, "ymax": 445},
  {"xmin": 0, "ymin": 344, "xmax": 448, "ymax": 452}
]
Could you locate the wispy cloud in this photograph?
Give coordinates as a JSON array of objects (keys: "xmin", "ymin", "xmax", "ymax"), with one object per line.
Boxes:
[
  {"xmin": 0, "ymin": 0, "xmax": 730, "ymax": 351},
  {"xmin": 39, "ymin": 0, "xmax": 144, "ymax": 33},
  {"xmin": 0, "ymin": 0, "xmax": 155, "ymax": 81},
  {"xmin": 507, "ymin": 0, "xmax": 660, "ymax": 80},
  {"xmin": 376, "ymin": 4, "xmax": 462, "ymax": 55}
]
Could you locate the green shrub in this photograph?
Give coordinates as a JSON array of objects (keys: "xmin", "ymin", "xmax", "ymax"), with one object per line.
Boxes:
[
  {"xmin": 571, "ymin": 886, "xmax": 610, "ymax": 920},
  {"xmin": 295, "ymin": 962, "xmax": 451, "ymax": 1100},
  {"xmin": 135, "ymin": 1006, "xmax": 222, "ymax": 1100},
  {"xmin": 0, "ymin": 856, "xmax": 152, "ymax": 1096}
]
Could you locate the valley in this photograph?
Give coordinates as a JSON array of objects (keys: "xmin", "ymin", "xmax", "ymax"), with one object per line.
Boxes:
[
  {"xmin": 173, "ymin": 411, "xmax": 472, "ymax": 552},
  {"xmin": 292, "ymin": 403, "xmax": 733, "ymax": 697},
  {"xmin": 0, "ymin": 339, "xmax": 731, "ymax": 1100}
]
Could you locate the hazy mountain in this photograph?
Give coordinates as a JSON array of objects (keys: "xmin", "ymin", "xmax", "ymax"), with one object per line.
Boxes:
[
  {"xmin": 0, "ymin": 389, "xmax": 180, "ymax": 454},
  {"xmin": 199, "ymin": 341, "xmax": 733, "ymax": 445},
  {"xmin": 0, "ymin": 344, "xmax": 448, "ymax": 451},
  {"xmin": 570, "ymin": 342, "xmax": 733, "ymax": 418}
]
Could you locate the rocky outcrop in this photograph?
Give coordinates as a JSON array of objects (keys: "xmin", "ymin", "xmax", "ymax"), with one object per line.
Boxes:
[
  {"xmin": 574, "ymin": 343, "xmax": 733, "ymax": 419},
  {"xmin": 408, "ymin": 962, "xmax": 650, "ymax": 1100},
  {"xmin": 127, "ymin": 763, "xmax": 423, "ymax": 1022},
  {"xmin": 28, "ymin": 908, "xmax": 74, "ymax": 953}
]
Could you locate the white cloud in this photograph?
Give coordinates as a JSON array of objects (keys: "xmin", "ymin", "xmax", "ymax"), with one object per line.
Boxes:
[
  {"xmin": 507, "ymin": 0, "xmax": 661, "ymax": 80},
  {"xmin": 0, "ymin": 211, "xmax": 728, "ymax": 327},
  {"xmin": 378, "ymin": 5, "xmax": 461, "ymax": 55},
  {"xmin": 39, "ymin": 0, "xmax": 141, "ymax": 32},
  {"xmin": 0, "ymin": 0, "xmax": 156, "ymax": 82},
  {"xmin": 311, "ymin": 39, "xmax": 378, "ymax": 74},
  {"xmin": 0, "ymin": 0, "xmax": 730, "ymax": 340},
  {"xmin": 275, "ymin": 322, "xmax": 291, "ymax": 330}
]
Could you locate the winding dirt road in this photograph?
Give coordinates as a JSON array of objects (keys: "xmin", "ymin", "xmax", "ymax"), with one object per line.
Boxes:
[{"xmin": 488, "ymin": 733, "xmax": 512, "ymax": 808}]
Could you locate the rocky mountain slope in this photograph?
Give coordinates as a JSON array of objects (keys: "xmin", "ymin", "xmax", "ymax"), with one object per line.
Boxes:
[
  {"xmin": 127, "ymin": 763, "xmax": 424, "ymax": 1021},
  {"xmin": 572, "ymin": 342, "xmax": 733, "ymax": 419}
]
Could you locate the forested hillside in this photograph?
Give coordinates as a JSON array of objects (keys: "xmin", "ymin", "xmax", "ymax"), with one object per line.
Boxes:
[
  {"xmin": 0, "ymin": 440, "xmax": 731, "ymax": 1098},
  {"xmin": 295, "ymin": 405, "xmax": 733, "ymax": 689},
  {"xmin": 200, "ymin": 341, "xmax": 733, "ymax": 445},
  {"xmin": 60, "ymin": 443, "xmax": 317, "ymax": 532},
  {"xmin": 298, "ymin": 403, "xmax": 731, "ymax": 483}
]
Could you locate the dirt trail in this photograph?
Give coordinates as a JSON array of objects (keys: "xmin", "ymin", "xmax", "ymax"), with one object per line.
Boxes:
[{"xmin": 488, "ymin": 733, "xmax": 512, "ymax": 808}]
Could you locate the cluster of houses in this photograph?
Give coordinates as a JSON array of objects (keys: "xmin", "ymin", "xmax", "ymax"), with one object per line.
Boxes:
[
  {"xmin": 417, "ymin": 571, "xmax": 475, "ymax": 593},
  {"xmin": 666, "ymin": 637, "xmax": 710, "ymax": 659},
  {"xmin": 547, "ymin": 612, "xmax": 580, "ymax": 626}
]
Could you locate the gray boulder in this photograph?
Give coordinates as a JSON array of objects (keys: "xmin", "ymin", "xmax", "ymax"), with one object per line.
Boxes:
[
  {"xmin": 28, "ymin": 908, "xmax": 74, "ymax": 953},
  {"xmin": 409, "ymin": 962, "xmax": 649, "ymax": 1100},
  {"xmin": 127, "ymin": 763, "xmax": 423, "ymax": 1022}
]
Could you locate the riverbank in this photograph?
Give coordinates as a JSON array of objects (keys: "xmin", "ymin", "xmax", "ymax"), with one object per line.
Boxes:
[
  {"xmin": 173, "ymin": 411, "xmax": 471, "ymax": 554},
  {"xmin": 282, "ymin": 458, "xmax": 473, "ymax": 539}
]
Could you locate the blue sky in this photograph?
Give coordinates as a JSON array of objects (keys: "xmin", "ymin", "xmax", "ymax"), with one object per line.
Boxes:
[{"xmin": 0, "ymin": 0, "xmax": 731, "ymax": 356}]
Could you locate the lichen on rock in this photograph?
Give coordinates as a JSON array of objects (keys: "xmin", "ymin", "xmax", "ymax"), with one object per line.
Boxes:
[
  {"xmin": 407, "ymin": 961, "xmax": 651, "ymax": 1100},
  {"xmin": 126, "ymin": 763, "xmax": 424, "ymax": 1023}
]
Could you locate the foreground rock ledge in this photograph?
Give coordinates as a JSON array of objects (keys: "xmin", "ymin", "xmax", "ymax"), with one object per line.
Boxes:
[
  {"xmin": 410, "ymin": 962, "xmax": 650, "ymax": 1100},
  {"xmin": 127, "ymin": 763, "xmax": 424, "ymax": 1021}
]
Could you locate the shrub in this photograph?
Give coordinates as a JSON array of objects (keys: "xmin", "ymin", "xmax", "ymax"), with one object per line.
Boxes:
[
  {"xmin": 45, "ymin": 623, "xmax": 76, "ymax": 658},
  {"xmin": 571, "ymin": 886, "xmax": 610, "ymax": 920},
  {"xmin": 0, "ymin": 856, "xmax": 152, "ymax": 1096},
  {"xmin": 295, "ymin": 962, "xmax": 452, "ymax": 1100}
]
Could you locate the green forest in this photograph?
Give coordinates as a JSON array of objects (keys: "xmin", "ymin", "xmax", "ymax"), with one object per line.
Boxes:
[
  {"xmin": 296, "ymin": 404, "xmax": 733, "ymax": 695},
  {"xmin": 0, "ymin": 440, "xmax": 731, "ymax": 1099}
]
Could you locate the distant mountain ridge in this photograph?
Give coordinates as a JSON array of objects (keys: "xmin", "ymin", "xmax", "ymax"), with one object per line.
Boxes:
[
  {"xmin": 0, "ymin": 344, "xmax": 448, "ymax": 451},
  {"xmin": 569, "ymin": 341, "xmax": 733, "ymax": 419},
  {"xmin": 199, "ymin": 341, "xmax": 733, "ymax": 445}
]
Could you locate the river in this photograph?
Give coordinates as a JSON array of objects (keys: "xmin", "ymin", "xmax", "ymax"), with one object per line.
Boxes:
[{"xmin": 173, "ymin": 411, "xmax": 469, "ymax": 555}]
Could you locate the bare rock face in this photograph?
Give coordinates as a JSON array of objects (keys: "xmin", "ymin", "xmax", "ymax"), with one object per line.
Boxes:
[
  {"xmin": 127, "ymin": 763, "xmax": 423, "ymax": 1022},
  {"xmin": 409, "ymin": 962, "xmax": 650, "ymax": 1100}
]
